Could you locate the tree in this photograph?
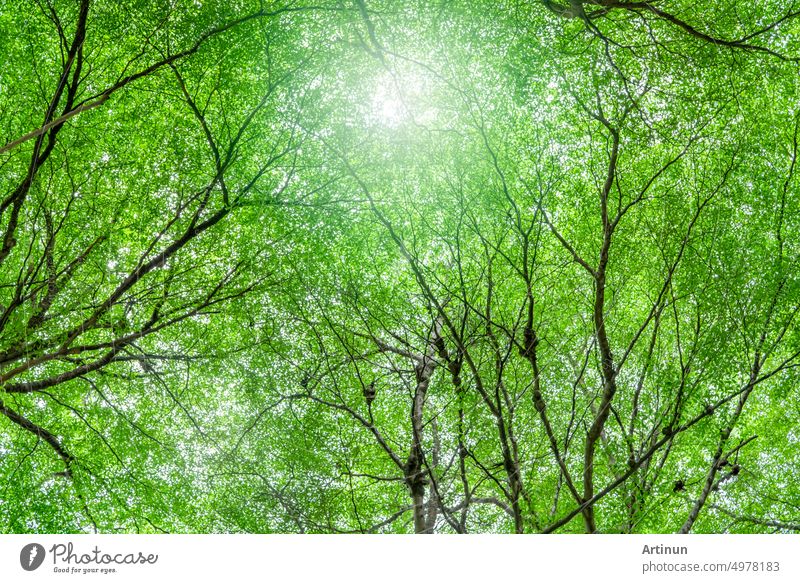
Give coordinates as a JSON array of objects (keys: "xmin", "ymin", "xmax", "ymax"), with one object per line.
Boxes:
[
  {"xmin": 0, "ymin": 0, "xmax": 336, "ymax": 532},
  {"xmin": 2, "ymin": 0, "xmax": 800, "ymax": 533}
]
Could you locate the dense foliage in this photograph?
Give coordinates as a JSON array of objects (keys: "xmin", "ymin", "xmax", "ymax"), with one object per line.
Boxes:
[{"xmin": 1, "ymin": 0, "xmax": 800, "ymax": 533}]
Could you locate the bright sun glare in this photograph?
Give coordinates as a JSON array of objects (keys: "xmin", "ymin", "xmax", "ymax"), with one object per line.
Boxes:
[
  {"xmin": 377, "ymin": 94, "xmax": 404, "ymax": 126},
  {"xmin": 370, "ymin": 70, "xmax": 433, "ymax": 128}
]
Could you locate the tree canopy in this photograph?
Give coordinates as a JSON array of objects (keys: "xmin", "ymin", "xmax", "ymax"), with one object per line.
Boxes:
[{"xmin": 1, "ymin": 0, "xmax": 800, "ymax": 534}]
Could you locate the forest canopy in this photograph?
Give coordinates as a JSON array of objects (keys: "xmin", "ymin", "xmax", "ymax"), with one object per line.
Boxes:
[{"xmin": 1, "ymin": 0, "xmax": 800, "ymax": 534}]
